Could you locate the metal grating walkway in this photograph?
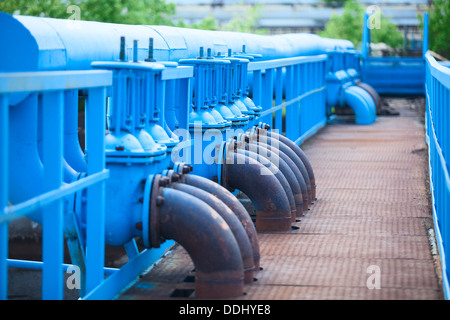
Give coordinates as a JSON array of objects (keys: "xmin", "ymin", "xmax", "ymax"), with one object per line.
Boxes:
[{"xmin": 117, "ymin": 98, "xmax": 444, "ymax": 300}]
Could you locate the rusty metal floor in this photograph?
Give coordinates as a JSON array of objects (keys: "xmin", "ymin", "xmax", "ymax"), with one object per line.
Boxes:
[{"xmin": 117, "ymin": 98, "xmax": 444, "ymax": 300}]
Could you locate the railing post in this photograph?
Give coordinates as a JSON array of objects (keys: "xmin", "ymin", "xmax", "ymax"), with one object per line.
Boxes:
[
  {"xmin": 422, "ymin": 12, "xmax": 429, "ymax": 58},
  {"xmin": 362, "ymin": 12, "xmax": 370, "ymax": 60},
  {"xmin": 41, "ymin": 91, "xmax": 64, "ymax": 299},
  {"xmin": 261, "ymin": 68, "xmax": 274, "ymax": 128},
  {"xmin": 0, "ymin": 95, "xmax": 8, "ymax": 300},
  {"xmin": 275, "ymin": 67, "xmax": 283, "ymax": 132},
  {"xmin": 85, "ymin": 87, "xmax": 107, "ymax": 294}
]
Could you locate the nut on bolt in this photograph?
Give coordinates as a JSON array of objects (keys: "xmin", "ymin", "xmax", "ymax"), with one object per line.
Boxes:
[
  {"xmin": 182, "ymin": 164, "xmax": 193, "ymax": 174},
  {"xmin": 159, "ymin": 177, "xmax": 170, "ymax": 186},
  {"xmin": 156, "ymin": 196, "xmax": 164, "ymax": 207}
]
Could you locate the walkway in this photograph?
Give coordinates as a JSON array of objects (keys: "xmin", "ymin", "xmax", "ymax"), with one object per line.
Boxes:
[{"xmin": 117, "ymin": 98, "xmax": 444, "ymax": 300}]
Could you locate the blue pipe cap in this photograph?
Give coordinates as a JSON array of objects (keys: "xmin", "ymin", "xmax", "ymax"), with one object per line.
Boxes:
[
  {"xmin": 189, "ymin": 109, "xmax": 226, "ymax": 130},
  {"xmin": 146, "ymin": 123, "xmax": 179, "ymax": 148},
  {"xmin": 137, "ymin": 129, "xmax": 168, "ymax": 155},
  {"xmin": 105, "ymin": 131, "xmax": 145, "ymax": 154}
]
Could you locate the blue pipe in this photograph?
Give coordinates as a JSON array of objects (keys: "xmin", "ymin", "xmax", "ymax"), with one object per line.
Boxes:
[
  {"xmin": 0, "ymin": 13, "xmax": 353, "ymax": 74},
  {"xmin": 343, "ymin": 86, "xmax": 376, "ymax": 125}
]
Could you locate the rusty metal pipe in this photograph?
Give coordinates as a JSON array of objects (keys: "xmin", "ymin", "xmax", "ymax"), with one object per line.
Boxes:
[
  {"xmin": 170, "ymin": 182, "xmax": 255, "ymax": 284},
  {"xmin": 222, "ymin": 151, "xmax": 292, "ymax": 232},
  {"xmin": 156, "ymin": 187, "xmax": 245, "ymax": 298},
  {"xmin": 246, "ymin": 139, "xmax": 309, "ymax": 213},
  {"xmin": 236, "ymin": 148, "xmax": 297, "ymax": 222},
  {"xmin": 244, "ymin": 141, "xmax": 305, "ymax": 217},
  {"xmin": 180, "ymin": 173, "xmax": 261, "ymax": 271},
  {"xmin": 261, "ymin": 129, "xmax": 316, "ymax": 201},
  {"xmin": 249, "ymin": 130, "xmax": 313, "ymax": 204}
]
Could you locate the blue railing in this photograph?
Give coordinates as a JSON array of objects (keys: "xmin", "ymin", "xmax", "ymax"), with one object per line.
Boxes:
[
  {"xmin": 360, "ymin": 12, "xmax": 427, "ymax": 96},
  {"xmin": 248, "ymin": 55, "xmax": 327, "ymax": 145},
  {"xmin": 425, "ymin": 52, "xmax": 450, "ymax": 299},
  {"xmin": 0, "ymin": 70, "xmax": 112, "ymax": 299}
]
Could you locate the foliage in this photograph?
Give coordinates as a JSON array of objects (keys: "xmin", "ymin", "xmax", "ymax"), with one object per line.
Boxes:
[
  {"xmin": 319, "ymin": 0, "xmax": 403, "ymax": 49},
  {"xmin": 0, "ymin": 0, "xmax": 176, "ymax": 25},
  {"xmin": 177, "ymin": 4, "xmax": 267, "ymax": 34},
  {"xmin": 0, "ymin": 0, "xmax": 68, "ymax": 18},
  {"xmin": 424, "ymin": 0, "xmax": 450, "ymax": 58},
  {"xmin": 0, "ymin": 0, "xmax": 265, "ymax": 33},
  {"xmin": 220, "ymin": 4, "xmax": 267, "ymax": 34}
]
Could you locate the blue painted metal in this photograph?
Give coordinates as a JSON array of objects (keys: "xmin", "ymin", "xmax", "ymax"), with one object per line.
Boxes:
[
  {"xmin": 325, "ymin": 49, "xmax": 376, "ymax": 124},
  {"xmin": 360, "ymin": 11, "xmax": 427, "ymax": 96},
  {"xmin": 425, "ymin": 51, "xmax": 450, "ymax": 300},
  {"xmin": 4, "ymin": 11, "xmax": 442, "ymax": 300},
  {"xmin": 0, "ymin": 70, "xmax": 111, "ymax": 299}
]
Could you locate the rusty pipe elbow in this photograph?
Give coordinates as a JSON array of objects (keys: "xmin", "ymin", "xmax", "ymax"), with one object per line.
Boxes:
[
  {"xmin": 180, "ymin": 173, "xmax": 261, "ymax": 271},
  {"xmin": 222, "ymin": 152, "xmax": 292, "ymax": 232},
  {"xmin": 246, "ymin": 139, "xmax": 309, "ymax": 213},
  {"xmin": 235, "ymin": 148, "xmax": 297, "ymax": 222},
  {"xmin": 244, "ymin": 141, "xmax": 305, "ymax": 218},
  {"xmin": 170, "ymin": 182, "xmax": 255, "ymax": 284},
  {"xmin": 155, "ymin": 187, "xmax": 245, "ymax": 298},
  {"xmin": 251, "ymin": 130, "xmax": 313, "ymax": 204},
  {"xmin": 262, "ymin": 129, "xmax": 316, "ymax": 201}
]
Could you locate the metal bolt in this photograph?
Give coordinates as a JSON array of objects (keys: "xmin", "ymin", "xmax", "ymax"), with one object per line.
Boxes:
[
  {"xmin": 135, "ymin": 222, "xmax": 143, "ymax": 230},
  {"xmin": 119, "ymin": 36, "xmax": 126, "ymax": 61},
  {"xmin": 145, "ymin": 37, "xmax": 155, "ymax": 62},
  {"xmin": 171, "ymin": 174, "xmax": 180, "ymax": 182},
  {"xmin": 159, "ymin": 177, "xmax": 170, "ymax": 186},
  {"xmin": 156, "ymin": 196, "xmax": 164, "ymax": 206},
  {"xmin": 115, "ymin": 145, "xmax": 125, "ymax": 151},
  {"xmin": 133, "ymin": 40, "xmax": 138, "ymax": 63}
]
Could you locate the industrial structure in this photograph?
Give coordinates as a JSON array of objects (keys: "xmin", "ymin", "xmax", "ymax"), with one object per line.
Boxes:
[{"xmin": 0, "ymin": 9, "xmax": 448, "ymax": 300}]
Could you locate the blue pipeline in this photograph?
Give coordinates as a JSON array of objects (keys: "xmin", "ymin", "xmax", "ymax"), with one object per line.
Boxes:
[
  {"xmin": 0, "ymin": 13, "xmax": 354, "ymax": 73},
  {"xmin": 2, "ymin": 13, "xmax": 373, "ymax": 248},
  {"xmin": 325, "ymin": 49, "xmax": 377, "ymax": 124}
]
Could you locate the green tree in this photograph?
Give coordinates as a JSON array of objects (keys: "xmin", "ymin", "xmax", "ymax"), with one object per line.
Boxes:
[
  {"xmin": 220, "ymin": 4, "xmax": 267, "ymax": 34},
  {"xmin": 0, "ymin": 0, "xmax": 176, "ymax": 25},
  {"xmin": 0, "ymin": 0, "xmax": 68, "ymax": 18},
  {"xmin": 177, "ymin": 4, "xmax": 267, "ymax": 34},
  {"xmin": 319, "ymin": 0, "xmax": 403, "ymax": 49},
  {"xmin": 426, "ymin": 0, "xmax": 450, "ymax": 58}
]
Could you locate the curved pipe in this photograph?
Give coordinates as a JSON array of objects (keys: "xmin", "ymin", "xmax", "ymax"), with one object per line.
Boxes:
[
  {"xmin": 179, "ymin": 173, "xmax": 261, "ymax": 271},
  {"xmin": 244, "ymin": 138, "xmax": 309, "ymax": 213},
  {"xmin": 170, "ymin": 182, "xmax": 255, "ymax": 284},
  {"xmin": 343, "ymin": 86, "xmax": 377, "ymax": 125},
  {"xmin": 156, "ymin": 187, "xmax": 245, "ymax": 298},
  {"xmin": 236, "ymin": 148, "xmax": 297, "ymax": 222},
  {"xmin": 9, "ymin": 93, "xmax": 44, "ymax": 223},
  {"xmin": 64, "ymin": 89, "xmax": 87, "ymax": 173},
  {"xmin": 355, "ymin": 80, "xmax": 381, "ymax": 115},
  {"xmin": 249, "ymin": 131, "xmax": 313, "ymax": 204},
  {"xmin": 245, "ymin": 141, "xmax": 305, "ymax": 216},
  {"xmin": 222, "ymin": 152, "xmax": 292, "ymax": 232},
  {"xmin": 260, "ymin": 129, "xmax": 316, "ymax": 202}
]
